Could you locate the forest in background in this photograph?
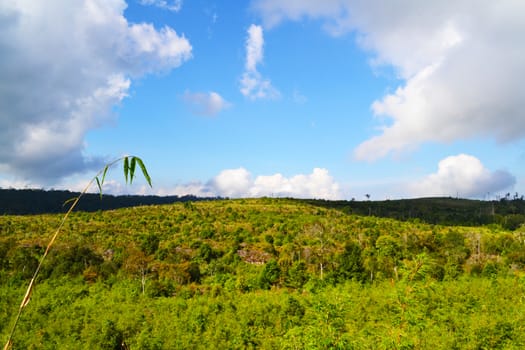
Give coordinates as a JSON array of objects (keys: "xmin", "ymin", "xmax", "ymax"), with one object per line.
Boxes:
[
  {"xmin": 1, "ymin": 197, "xmax": 525, "ymax": 348},
  {"xmin": 2, "ymin": 188, "xmax": 525, "ymax": 230},
  {"xmin": 0, "ymin": 188, "xmax": 211, "ymax": 215}
]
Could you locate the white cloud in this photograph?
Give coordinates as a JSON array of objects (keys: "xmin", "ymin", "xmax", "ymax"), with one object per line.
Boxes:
[
  {"xmin": 139, "ymin": 0, "xmax": 182, "ymax": 12},
  {"xmin": 144, "ymin": 167, "xmax": 342, "ymax": 199},
  {"xmin": 182, "ymin": 91, "xmax": 231, "ymax": 116},
  {"xmin": 210, "ymin": 168, "xmax": 254, "ymax": 198},
  {"xmin": 251, "ymin": 168, "xmax": 341, "ymax": 199},
  {"xmin": 0, "ymin": 0, "xmax": 192, "ymax": 182},
  {"xmin": 252, "ymin": 1, "xmax": 525, "ymax": 159},
  {"xmin": 245, "ymin": 24, "xmax": 264, "ymax": 71},
  {"xmin": 155, "ymin": 182, "xmax": 216, "ymax": 198},
  {"xmin": 240, "ymin": 24, "xmax": 280, "ymax": 99},
  {"xmin": 409, "ymin": 154, "xmax": 516, "ymax": 198},
  {"xmin": 252, "ymin": 0, "xmax": 344, "ymax": 29}
]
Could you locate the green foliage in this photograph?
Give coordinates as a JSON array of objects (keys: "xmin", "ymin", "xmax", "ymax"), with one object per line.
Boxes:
[
  {"xmin": 0, "ymin": 239, "xmax": 15, "ymax": 270},
  {"xmin": 2, "ymin": 155, "xmax": 152, "ymax": 350},
  {"xmin": 196, "ymin": 243, "xmax": 218, "ymax": 263},
  {"xmin": 302, "ymin": 196, "xmax": 525, "ymax": 229},
  {"xmin": 3, "ymin": 197, "xmax": 525, "ymax": 348},
  {"xmin": 95, "ymin": 320, "xmax": 125, "ymax": 350},
  {"xmin": 139, "ymin": 233, "xmax": 160, "ymax": 256},
  {"xmin": 8, "ymin": 245, "xmax": 41, "ymax": 280},
  {"xmin": 375, "ymin": 235, "xmax": 402, "ymax": 279},
  {"xmin": 284, "ymin": 260, "xmax": 309, "ymax": 289},
  {"xmin": 258, "ymin": 259, "xmax": 281, "ymax": 289},
  {"xmin": 331, "ymin": 241, "xmax": 366, "ymax": 282},
  {"xmin": 41, "ymin": 245, "xmax": 103, "ymax": 278},
  {"xmin": 98, "ymin": 156, "xmax": 151, "ymax": 198}
]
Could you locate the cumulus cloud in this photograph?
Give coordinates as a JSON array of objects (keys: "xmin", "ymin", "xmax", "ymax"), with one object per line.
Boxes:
[
  {"xmin": 252, "ymin": 0, "xmax": 351, "ymax": 32},
  {"xmin": 0, "ymin": 0, "xmax": 192, "ymax": 183},
  {"xmin": 139, "ymin": 0, "xmax": 182, "ymax": 12},
  {"xmin": 409, "ymin": 154, "xmax": 516, "ymax": 198},
  {"xmin": 207, "ymin": 168, "xmax": 253, "ymax": 198},
  {"xmin": 152, "ymin": 167, "xmax": 342, "ymax": 199},
  {"xmin": 240, "ymin": 24, "xmax": 280, "ymax": 99},
  {"xmin": 182, "ymin": 91, "xmax": 231, "ymax": 116},
  {"xmin": 252, "ymin": 0, "xmax": 525, "ymax": 159},
  {"xmin": 251, "ymin": 168, "xmax": 341, "ymax": 199}
]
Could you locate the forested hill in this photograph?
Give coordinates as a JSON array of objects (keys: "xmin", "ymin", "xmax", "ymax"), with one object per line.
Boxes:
[
  {"xmin": 1, "ymin": 188, "xmax": 525, "ymax": 229},
  {"xmin": 0, "ymin": 188, "xmax": 216, "ymax": 215},
  {"xmin": 300, "ymin": 196, "xmax": 525, "ymax": 230},
  {"xmin": 2, "ymin": 197, "xmax": 525, "ymax": 348}
]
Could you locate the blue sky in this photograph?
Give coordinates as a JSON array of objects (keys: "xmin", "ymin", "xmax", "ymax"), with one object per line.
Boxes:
[{"xmin": 1, "ymin": 0, "xmax": 524, "ymax": 200}]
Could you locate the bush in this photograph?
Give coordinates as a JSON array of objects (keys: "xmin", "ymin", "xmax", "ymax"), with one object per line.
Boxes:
[
  {"xmin": 285, "ymin": 260, "xmax": 309, "ymax": 289},
  {"xmin": 258, "ymin": 259, "xmax": 281, "ymax": 289},
  {"xmin": 43, "ymin": 245, "xmax": 103, "ymax": 279},
  {"xmin": 334, "ymin": 241, "xmax": 366, "ymax": 283},
  {"xmin": 139, "ymin": 233, "xmax": 160, "ymax": 255}
]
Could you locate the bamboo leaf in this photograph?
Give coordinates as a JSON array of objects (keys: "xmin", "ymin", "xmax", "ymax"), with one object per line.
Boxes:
[
  {"xmin": 100, "ymin": 165, "xmax": 109, "ymax": 186},
  {"xmin": 130, "ymin": 157, "xmax": 137, "ymax": 184},
  {"xmin": 62, "ymin": 197, "xmax": 76, "ymax": 208},
  {"xmin": 135, "ymin": 157, "xmax": 152, "ymax": 187},
  {"xmin": 95, "ymin": 176, "xmax": 103, "ymax": 199},
  {"xmin": 123, "ymin": 156, "xmax": 129, "ymax": 184},
  {"xmin": 4, "ymin": 154, "xmax": 153, "ymax": 350}
]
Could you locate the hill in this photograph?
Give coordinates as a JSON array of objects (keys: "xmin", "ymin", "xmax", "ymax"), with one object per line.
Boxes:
[
  {"xmin": 2, "ymin": 198, "xmax": 525, "ymax": 348},
  {"xmin": 2, "ymin": 188, "xmax": 525, "ymax": 229},
  {"xmin": 0, "ymin": 188, "xmax": 217, "ymax": 215},
  {"xmin": 302, "ymin": 196, "xmax": 525, "ymax": 230}
]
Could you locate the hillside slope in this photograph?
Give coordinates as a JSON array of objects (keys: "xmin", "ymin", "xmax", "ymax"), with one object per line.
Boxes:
[
  {"xmin": 2, "ymin": 198, "xmax": 525, "ymax": 348},
  {"xmin": 2, "ymin": 188, "xmax": 524, "ymax": 229}
]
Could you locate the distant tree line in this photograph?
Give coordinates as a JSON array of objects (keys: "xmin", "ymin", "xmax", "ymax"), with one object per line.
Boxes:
[
  {"xmin": 2, "ymin": 189, "xmax": 525, "ymax": 230},
  {"xmin": 0, "ymin": 188, "xmax": 220, "ymax": 215},
  {"xmin": 301, "ymin": 196, "xmax": 525, "ymax": 230}
]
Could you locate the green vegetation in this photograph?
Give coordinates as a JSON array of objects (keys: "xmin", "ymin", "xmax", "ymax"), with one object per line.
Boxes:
[
  {"xmin": 2, "ymin": 155, "xmax": 151, "ymax": 350},
  {"xmin": 302, "ymin": 196, "xmax": 525, "ymax": 230},
  {"xmin": 1, "ymin": 197, "xmax": 525, "ymax": 348},
  {"xmin": 3, "ymin": 189, "xmax": 525, "ymax": 231}
]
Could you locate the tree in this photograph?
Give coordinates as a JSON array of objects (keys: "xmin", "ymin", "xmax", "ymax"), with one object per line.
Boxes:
[
  {"xmin": 285, "ymin": 260, "xmax": 309, "ymax": 289},
  {"xmin": 94, "ymin": 320, "xmax": 125, "ymax": 350},
  {"xmin": 375, "ymin": 235, "xmax": 402, "ymax": 279},
  {"xmin": 44, "ymin": 245, "xmax": 104, "ymax": 279},
  {"xmin": 258, "ymin": 259, "xmax": 281, "ymax": 289},
  {"xmin": 140, "ymin": 233, "xmax": 160, "ymax": 256},
  {"xmin": 196, "ymin": 243, "xmax": 217, "ymax": 263},
  {"xmin": 365, "ymin": 194, "xmax": 371, "ymax": 215},
  {"xmin": 333, "ymin": 241, "xmax": 365, "ymax": 282},
  {"xmin": 305, "ymin": 223, "xmax": 334, "ymax": 280},
  {"xmin": 123, "ymin": 247, "xmax": 153, "ymax": 295}
]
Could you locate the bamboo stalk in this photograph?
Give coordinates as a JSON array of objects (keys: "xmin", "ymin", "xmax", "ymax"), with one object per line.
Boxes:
[{"xmin": 3, "ymin": 156, "xmax": 151, "ymax": 349}]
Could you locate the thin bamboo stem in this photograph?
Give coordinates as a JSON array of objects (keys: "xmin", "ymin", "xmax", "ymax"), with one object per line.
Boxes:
[{"xmin": 3, "ymin": 157, "xmax": 127, "ymax": 349}]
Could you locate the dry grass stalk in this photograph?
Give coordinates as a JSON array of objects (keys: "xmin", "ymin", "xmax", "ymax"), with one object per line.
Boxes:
[{"xmin": 3, "ymin": 156, "xmax": 151, "ymax": 350}]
